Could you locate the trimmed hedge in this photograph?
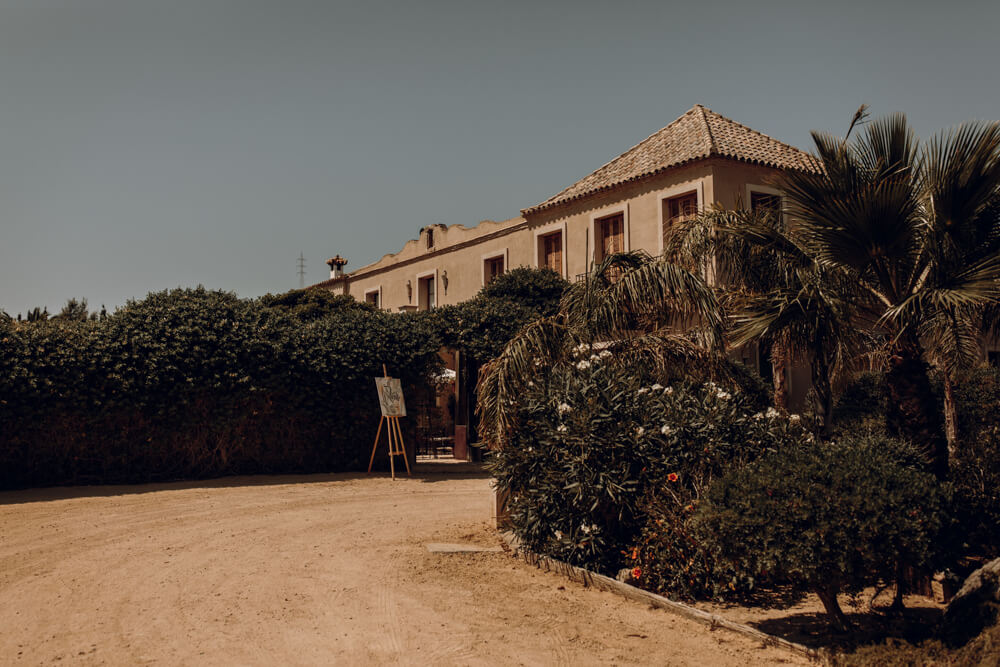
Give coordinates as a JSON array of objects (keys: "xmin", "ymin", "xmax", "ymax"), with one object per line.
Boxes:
[{"xmin": 0, "ymin": 288, "xmax": 442, "ymax": 489}]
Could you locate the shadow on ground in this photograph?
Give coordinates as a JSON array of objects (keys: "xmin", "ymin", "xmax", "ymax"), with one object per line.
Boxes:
[
  {"xmin": 754, "ymin": 606, "xmax": 942, "ymax": 652},
  {"xmin": 0, "ymin": 466, "xmax": 490, "ymax": 506}
]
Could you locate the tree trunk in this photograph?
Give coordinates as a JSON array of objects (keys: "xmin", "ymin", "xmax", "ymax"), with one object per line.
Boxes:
[
  {"xmin": 885, "ymin": 335, "xmax": 949, "ymax": 479},
  {"xmin": 942, "ymin": 372, "xmax": 959, "ymax": 461},
  {"xmin": 815, "ymin": 585, "xmax": 850, "ymax": 633},
  {"xmin": 771, "ymin": 341, "xmax": 789, "ymax": 411},
  {"xmin": 812, "ymin": 347, "xmax": 834, "ymax": 438}
]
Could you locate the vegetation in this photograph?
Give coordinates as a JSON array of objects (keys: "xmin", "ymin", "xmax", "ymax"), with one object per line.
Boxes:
[
  {"xmin": 478, "ymin": 251, "xmax": 723, "ymax": 445},
  {"xmin": 0, "ymin": 287, "xmax": 441, "ymax": 489},
  {"xmin": 488, "ymin": 354, "xmax": 807, "ymax": 581},
  {"xmin": 697, "ymin": 435, "xmax": 953, "ymax": 632}
]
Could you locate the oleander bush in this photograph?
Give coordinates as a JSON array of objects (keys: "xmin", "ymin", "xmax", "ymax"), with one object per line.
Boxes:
[
  {"xmin": 488, "ymin": 351, "xmax": 809, "ymax": 581},
  {"xmin": 0, "ymin": 287, "xmax": 442, "ymax": 489},
  {"xmin": 696, "ymin": 434, "xmax": 954, "ymax": 631}
]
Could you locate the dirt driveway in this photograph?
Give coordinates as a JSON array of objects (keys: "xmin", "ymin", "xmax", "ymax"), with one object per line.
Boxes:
[{"xmin": 0, "ymin": 469, "xmax": 804, "ymax": 666}]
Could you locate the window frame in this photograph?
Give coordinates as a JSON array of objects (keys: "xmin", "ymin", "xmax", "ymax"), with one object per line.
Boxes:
[
  {"xmin": 414, "ymin": 269, "xmax": 438, "ymax": 311},
  {"xmin": 363, "ymin": 286, "xmax": 382, "ymax": 309},
  {"xmin": 589, "ymin": 205, "xmax": 629, "ymax": 263},
  {"xmin": 481, "ymin": 248, "xmax": 509, "ymax": 287},
  {"xmin": 657, "ymin": 181, "xmax": 705, "ymax": 256},
  {"xmin": 533, "ymin": 221, "xmax": 568, "ymax": 277}
]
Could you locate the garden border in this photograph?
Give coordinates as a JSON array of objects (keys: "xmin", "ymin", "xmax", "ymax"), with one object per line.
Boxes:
[{"xmin": 499, "ymin": 531, "xmax": 822, "ymax": 661}]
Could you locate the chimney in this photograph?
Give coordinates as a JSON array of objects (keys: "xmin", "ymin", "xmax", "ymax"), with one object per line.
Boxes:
[{"xmin": 326, "ymin": 255, "xmax": 348, "ymax": 279}]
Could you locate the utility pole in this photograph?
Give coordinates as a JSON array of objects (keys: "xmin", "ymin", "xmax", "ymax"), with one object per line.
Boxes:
[{"xmin": 297, "ymin": 252, "xmax": 306, "ymax": 289}]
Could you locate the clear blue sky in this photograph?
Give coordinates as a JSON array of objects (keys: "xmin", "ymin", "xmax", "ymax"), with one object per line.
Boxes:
[{"xmin": 1, "ymin": 0, "xmax": 997, "ymax": 316}]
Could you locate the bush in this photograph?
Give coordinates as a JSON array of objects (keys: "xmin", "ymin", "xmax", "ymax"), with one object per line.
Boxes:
[
  {"xmin": 831, "ymin": 371, "xmax": 889, "ymax": 437},
  {"xmin": 697, "ymin": 434, "xmax": 953, "ymax": 631},
  {"xmin": 479, "ymin": 266, "xmax": 567, "ymax": 316},
  {"xmin": 488, "ymin": 350, "xmax": 809, "ymax": 582},
  {"xmin": 0, "ymin": 288, "xmax": 442, "ymax": 489},
  {"xmin": 431, "ymin": 267, "xmax": 568, "ymax": 363},
  {"xmin": 951, "ymin": 366, "xmax": 1000, "ymax": 558}
]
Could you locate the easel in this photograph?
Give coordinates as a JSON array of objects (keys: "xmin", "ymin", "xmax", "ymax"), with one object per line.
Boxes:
[{"xmin": 367, "ymin": 365, "xmax": 411, "ymax": 480}]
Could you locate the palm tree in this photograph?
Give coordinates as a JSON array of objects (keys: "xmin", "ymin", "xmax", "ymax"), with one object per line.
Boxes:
[
  {"xmin": 476, "ymin": 251, "xmax": 722, "ymax": 446},
  {"xmin": 666, "ymin": 204, "xmax": 862, "ymax": 436},
  {"xmin": 780, "ymin": 109, "xmax": 1000, "ymax": 477}
]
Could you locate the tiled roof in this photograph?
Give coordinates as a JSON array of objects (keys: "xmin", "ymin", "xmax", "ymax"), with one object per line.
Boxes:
[{"xmin": 523, "ymin": 105, "xmax": 821, "ymax": 214}]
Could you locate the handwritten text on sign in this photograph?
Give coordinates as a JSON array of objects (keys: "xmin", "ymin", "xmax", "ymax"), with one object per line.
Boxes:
[{"xmin": 375, "ymin": 377, "xmax": 407, "ymax": 417}]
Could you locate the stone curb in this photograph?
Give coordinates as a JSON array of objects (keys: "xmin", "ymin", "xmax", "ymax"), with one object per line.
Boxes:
[{"xmin": 499, "ymin": 531, "xmax": 823, "ymax": 662}]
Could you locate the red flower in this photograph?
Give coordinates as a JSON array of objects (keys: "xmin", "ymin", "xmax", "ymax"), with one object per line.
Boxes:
[
  {"xmin": 631, "ymin": 567, "xmax": 642, "ymax": 579},
  {"xmin": 667, "ymin": 473, "xmax": 679, "ymax": 483}
]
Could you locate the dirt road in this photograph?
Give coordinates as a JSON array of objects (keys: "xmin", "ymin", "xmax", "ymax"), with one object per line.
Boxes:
[{"xmin": 0, "ymin": 469, "xmax": 804, "ymax": 665}]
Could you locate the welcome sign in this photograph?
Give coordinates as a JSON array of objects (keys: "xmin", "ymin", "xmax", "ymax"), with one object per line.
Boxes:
[{"xmin": 375, "ymin": 377, "xmax": 406, "ymax": 417}]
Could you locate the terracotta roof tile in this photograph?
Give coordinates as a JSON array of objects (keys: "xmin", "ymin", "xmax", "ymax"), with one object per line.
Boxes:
[{"xmin": 523, "ymin": 105, "xmax": 820, "ymax": 214}]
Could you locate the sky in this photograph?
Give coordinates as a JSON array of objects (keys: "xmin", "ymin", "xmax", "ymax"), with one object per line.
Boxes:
[{"xmin": 0, "ymin": 0, "xmax": 997, "ymax": 317}]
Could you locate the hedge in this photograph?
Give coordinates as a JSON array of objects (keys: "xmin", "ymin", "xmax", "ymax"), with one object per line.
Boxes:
[{"xmin": 0, "ymin": 287, "xmax": 442, "ymax": 489}]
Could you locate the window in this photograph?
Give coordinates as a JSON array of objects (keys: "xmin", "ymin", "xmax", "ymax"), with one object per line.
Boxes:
[
  {"xmin": 596, "ymin": 213, "xmax": 624, "ymax": 261},
  {"xmin": 664, "ymin": 192, "xmax": 698, "ymax": 228},
  {"xmin": 539, "ymin": 231, "xmax": 563, "ymax": 274},
  {"xmin": 364, "ymin": 290, "xmax": 380, "ymax": 308},
  {"xmin": 484, "ymin": 255, "xmax": 505, "ymax": 285},
  {"xmin": 750, "ymin": 191, "xmax": 782, "ymax": 221},
  {"xmin": 418, "ymin": 275, "xmax": 436, "ymax": 310}
]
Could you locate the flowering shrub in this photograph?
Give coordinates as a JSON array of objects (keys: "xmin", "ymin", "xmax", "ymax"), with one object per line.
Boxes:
[{"xmin": 488, "ymin": 348, "xmax": 809, "ymax": 580}]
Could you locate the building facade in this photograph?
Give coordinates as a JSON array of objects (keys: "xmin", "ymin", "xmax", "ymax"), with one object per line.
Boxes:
[
  {"xmin": 315, "ymin": 105, "xmax": 816, "ymax": 310},
  {"xmin": 313, "ymin": 105, "xmax": 821, "ymax": 415}
]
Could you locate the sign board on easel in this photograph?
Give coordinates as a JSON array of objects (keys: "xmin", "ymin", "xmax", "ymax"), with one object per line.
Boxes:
[
  {"xmin": 374, "ymin": 377, "xmax": 407, "ymax": 417},
  {"xmin": 367, "ymin": 365, "xmax": 411, "ymax": 480}
]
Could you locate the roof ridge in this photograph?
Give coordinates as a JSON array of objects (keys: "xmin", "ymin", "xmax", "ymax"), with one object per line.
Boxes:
[
  {"xmin": 697, "ymin": 104, "xmax": 718, "ymax": 155},
  {"xmin": 525, "ymin": 106, "xmax": 706, "ymax": 210},
  {"xmin": 701, "ymin": 106, "xmax": 809, "ymax": 156}
]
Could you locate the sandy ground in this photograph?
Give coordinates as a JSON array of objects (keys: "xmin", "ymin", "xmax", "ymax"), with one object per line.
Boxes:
[{"xmin": 0, "ymin": 469, "xmax": 807, "ymax": 666}]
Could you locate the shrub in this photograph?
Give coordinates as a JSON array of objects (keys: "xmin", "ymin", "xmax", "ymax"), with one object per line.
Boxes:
[
  {"xmin": 697, "ymin": 434, "xmax": 953, "ymax": 631},
  {"xmin": 0, "ymin": 288, "xmax": 441, "ymax": 489},
  {"xmin": 951, "ymin": 366, "xmax": 1000, "ymax": 558},
  {"xmin": 488, "ymin": 351, "xmax": 809, "ymax": 580},
  {"xmin": 479, "ymin": 266, "xmax": 567, "ymax": 316},
  {"xmin": 431, "ymin": 267, "xmax": 568, "ymax": 363},
  {"xmin": 831, "ymin": 371, "xmax": 889, "ymax": 437}
]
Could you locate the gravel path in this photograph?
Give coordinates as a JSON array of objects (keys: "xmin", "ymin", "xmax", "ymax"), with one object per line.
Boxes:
[{"xmin": 0, "ymin": 470, "xmax": 805, "ymax": 665}]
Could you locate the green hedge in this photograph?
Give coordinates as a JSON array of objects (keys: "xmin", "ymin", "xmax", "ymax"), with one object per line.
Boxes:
[{"xmin": 0, "ymin": 288, "xmax": 442, "ymax": 489}]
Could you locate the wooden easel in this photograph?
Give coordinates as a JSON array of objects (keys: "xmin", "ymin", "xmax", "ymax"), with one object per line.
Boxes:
[{"xmin": 367, "ymin": 365, "xmax": 411, "ymax": 480}]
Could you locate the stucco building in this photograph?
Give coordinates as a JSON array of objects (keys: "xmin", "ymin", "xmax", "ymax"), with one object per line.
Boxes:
[
  {"xmin": 314, "ymin": 105, "xmax": 821, "ymax": 451},
  {"xmin": 315, "ymin": 105, "xmax": 816, "ymax": 310}
]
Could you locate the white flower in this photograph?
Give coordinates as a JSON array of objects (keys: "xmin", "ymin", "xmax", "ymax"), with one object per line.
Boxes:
[
  {"xmin": 637, "ymin": 387, "xmax": 649, "ymax": 395},
  {"xmin": 665, "ymin": 387, "xmax": 673, "ymax": 395},
  {"xmin": 599, "ymin": 350, "xmax": 612, "ymax": 359},
  {"xmin": 753, "ymin": 412, "xmax": 763, "ymax": 421},
  {"xmin": 716, "ymin": 391, "xmax": 731, "ymax": 400},
  {"xmin": 576, "ymin": 360, "xmax": 591, "ymax": 370},
  {"xmin": 635, "ymin": 427, "xmax": 645, "ymax": 437},
  {"xmin": 557, "ymin": 402, "xmax": 572, "ymax": 414},
  {"xmin": 580, "ymin": 524, "xmax": 591, "ymax": 534},
  {"xmin": 527, "ymin": 381, "xmax": 535, "ymax": 387},
  {"xmin": 651, "ymin": 384, "xmax": 663, "ymax": 391},
  {"xmin": 789, "ymin": 414, "xmax": 801, "ymax": 423},
  {"xmin": 660, "ymin": 424, "xmax": 674, "ymax": 436},
  {"xmin": 554, "ymin": 530, "xmax": 563, "ymax": 539},
  {"xmin": 557, "ymin": 424, "xmax": 568, "ymax": 433},
  {"xmin": 534, "ymin": 359, "xmax": 543, "ymax": 367},
  {"xmin": 765, "ymin": 407, "xmax": 780, "ymax": 419}
]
